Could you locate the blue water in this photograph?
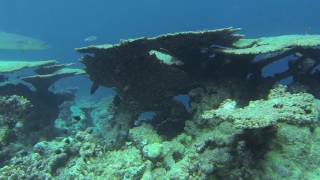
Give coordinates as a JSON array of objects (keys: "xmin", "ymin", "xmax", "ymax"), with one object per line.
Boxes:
[{"xmin": 1, "ymin": 0, "xmax": 320, "ymax": 96}]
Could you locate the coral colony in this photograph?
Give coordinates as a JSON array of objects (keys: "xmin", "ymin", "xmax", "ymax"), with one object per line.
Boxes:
[{"xmin": 1, "ymin": 28, "xmax": 320, "ymax": 179}]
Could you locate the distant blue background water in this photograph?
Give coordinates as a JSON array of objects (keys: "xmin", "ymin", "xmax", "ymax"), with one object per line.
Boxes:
[{"xmin": 0, "ymin": 0, "xmax": 319, "ymax": 96}]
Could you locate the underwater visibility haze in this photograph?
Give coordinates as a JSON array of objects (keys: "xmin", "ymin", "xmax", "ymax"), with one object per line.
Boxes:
[{"xmin": 1, "ymin": 0, "xmax": 320, "ymax": 179}]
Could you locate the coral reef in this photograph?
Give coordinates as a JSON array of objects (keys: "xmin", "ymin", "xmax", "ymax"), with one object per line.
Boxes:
[
  {"xmin": 1, "ymin": 86, "xmax": 320, "ymax": 179},
  {"xmin": 1, "ymin": 28, "xmax": 320, "ymax": 179},
  {"xmin": 74, "ymin": 28, "xmax": 320, "ymax": 179},
  {"xmin": 0, "ymin": 129, "xmax": 104, "ymax": 179},
  {"xmin": 77, "ymin": 28, "xmax": 320, "ymax": 148},
  {"xmin": 76, "ymin": 28, "xmax": 247, "ymax": 146},
  {"xmin": 0, "ymin": 60, "xmax": 85, "ymax": 138},
  {"xmin": 0, "ymin": 95, "xmax": 33, "ymax": 165}
]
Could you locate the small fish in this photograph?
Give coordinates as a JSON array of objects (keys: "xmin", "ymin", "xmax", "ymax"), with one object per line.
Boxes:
[{"xmin": 84, "ymin": 35, "xmax": 98, "ymax": 42}]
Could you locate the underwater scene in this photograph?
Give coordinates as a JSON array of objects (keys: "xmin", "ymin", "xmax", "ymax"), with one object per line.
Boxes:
[{"xmin": 1, "ymin": 0, "xmax": 320, "ymax": 179}]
